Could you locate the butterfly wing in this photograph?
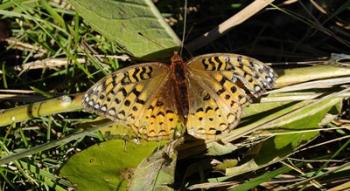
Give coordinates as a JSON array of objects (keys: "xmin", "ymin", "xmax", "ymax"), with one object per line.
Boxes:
[
  {"xmin": 138, "ymin": 78, "xmax": 183, "ymax": 140},
  {"xmin": 185, "ymin": 68, "xmax": 247, "ymax": 140},
  {"xmin": 188, "ymin": 53, "xmax": 277, "ymax": 97},
  {"xmin": 83, "ymin": 63, "xmax": 183, "ymax": 140},
  {"xmin": 186, "ymin": 53, "xmax": 276, "ymax": 139}
]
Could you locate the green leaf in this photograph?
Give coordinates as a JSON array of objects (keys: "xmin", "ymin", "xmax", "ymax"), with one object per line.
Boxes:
[
  {"xmin": 69, "ymin": 0, "xmax": 180, "ymax": 59},
  {"xmin": 129, "ymin": 140, "xmax": 181, "ymax": 191},
  {"xmin": 242, "ymin": 101, "xmax": 294, "ymax": 118},
  {"xmin": 206, "ymin": 142, "xmax": 239, "ymax": 156},
  {"xmin": 223, "ymin": 97, "xmax": 342, "ymax": 177},
  {"xmin": 60, "ymin": 140, "xmax": 166, "ymax": 191}
]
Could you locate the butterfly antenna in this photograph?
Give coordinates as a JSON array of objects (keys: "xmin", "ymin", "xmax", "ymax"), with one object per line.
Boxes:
[
  {"xmin": 179, "ymin": 0, "xmax": 188, "ymax": 56},
  {"xmin": 137, "ymin": 32, "xmax": 166, "ymax": 49}
]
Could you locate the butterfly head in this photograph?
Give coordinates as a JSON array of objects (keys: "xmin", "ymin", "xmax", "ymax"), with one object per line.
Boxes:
[{"xmin": 171, "ymin": 51, "xmax": 183, "ymax": 65}]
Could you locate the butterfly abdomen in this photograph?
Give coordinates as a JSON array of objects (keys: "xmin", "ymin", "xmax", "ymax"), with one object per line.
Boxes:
[{"xmin": 170, "ymin": 52, "xmax": 189, "ymax": 120}]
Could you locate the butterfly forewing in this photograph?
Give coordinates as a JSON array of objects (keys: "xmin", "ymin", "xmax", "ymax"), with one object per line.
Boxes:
[
  {"xmin": 83, "ymin": 63, "xmax": 183, "ymax": 140},
  {"xmin": 187, "ymin": 53, "xmax": 277, "ymax": 97}
]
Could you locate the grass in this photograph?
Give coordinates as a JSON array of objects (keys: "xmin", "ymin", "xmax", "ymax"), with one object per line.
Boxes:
[{"xmin": 1, "ymin": 0, "xmax": 350, "ymax": 190}]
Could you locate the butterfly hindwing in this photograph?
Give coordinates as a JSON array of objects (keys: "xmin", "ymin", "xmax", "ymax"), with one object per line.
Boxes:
[
  {"xmin": 185, "ymin": 68, "xmax": 248, "ymax": 140},
  {"xmin": 137, "ymin": 79, "xmax": 183, "ymax": 140},
  {"xmin": 83, "ymin": 63, "xmax": 182, "ymax": 140}
]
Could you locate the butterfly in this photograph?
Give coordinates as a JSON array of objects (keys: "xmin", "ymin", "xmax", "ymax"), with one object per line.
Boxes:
[{"xmin": 82, "ymin": 52, "xmax": 277, "ymax": 140}]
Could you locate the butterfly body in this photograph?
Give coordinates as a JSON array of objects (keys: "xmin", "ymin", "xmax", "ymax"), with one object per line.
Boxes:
[
  {"xmin": 170, "ymin": 52, "xmax": 189, "ymax": 121},
  {"xmin": 83, "ymin": 53, "xmax": 277, "ymax": 140}
]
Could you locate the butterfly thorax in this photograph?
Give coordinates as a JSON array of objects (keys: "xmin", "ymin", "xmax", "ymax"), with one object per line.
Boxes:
[{"xmin": 170, "ymin": 52, "xmax": 189, "ymax": 121}]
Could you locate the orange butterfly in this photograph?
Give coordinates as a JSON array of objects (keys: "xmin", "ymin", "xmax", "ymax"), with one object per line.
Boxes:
[{"xmin": 82, "ymin": 52, "xmax": 276, "ymax": 140}]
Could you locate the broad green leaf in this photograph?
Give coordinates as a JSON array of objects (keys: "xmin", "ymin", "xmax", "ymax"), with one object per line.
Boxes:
[
  {"xmin": 129, "ymin": 140, "xmax": 181, "ymax": 191},
  {"xmin": 60, "ymin": 140, "xmax": 166, "ymax": 191},
  {"xmin": 206, "ymin": 142, "xmax": 239, "ymax": 156},
  {"xmin": 69, "ymin": 0, "xmax": 180, "ymax": 59},
  {"xmin": 242, "ymin": 101, "xmax": 293, "ymax": 117},
  {"xmin": 214, "ymin": 159, "xmax": 238, "ymax": 172}
]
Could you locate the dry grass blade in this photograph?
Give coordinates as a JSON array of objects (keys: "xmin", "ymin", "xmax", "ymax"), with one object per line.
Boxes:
[
  {"xmin": 327, "ymin": 181, "xmax": 350, "ymax": 191},
  {"xmin": 187, "ymin": 181, "xmax": 239, "ymax": 190},
  {"xmin": 270, "ymin": 76, "xmax": 350, "ymax": 93},
  {"xmin": 185, "ymin": 0, "xmax": 275, "ymax": 51},
  {"xmin": 0, "ymin": 55, "xmax": 129, "ymax": 74},
  {"xmin": 284, "ymin": 162, "xmax": 350, "ymax": 189},
  {"xmin": 0, "ymin": 89, "xmax": 34, "ymax": 94},
  {"xmin": 309, "ymin": 0, "xmax": 328, "ymax": 14},
  {"xmin": 261, "ymin": 92, "xmax": 350, "ymax": 102},
  {"xmin": 5, "ymin": 38, "xmax": 47, "ymax": 55},
  {"xmin": 274, "ymin": 65, "xmax": 350, "ymax": 88},
  {"xmin": 279, "ymin": 161, "xmax": 323, "ymax": 189}
]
